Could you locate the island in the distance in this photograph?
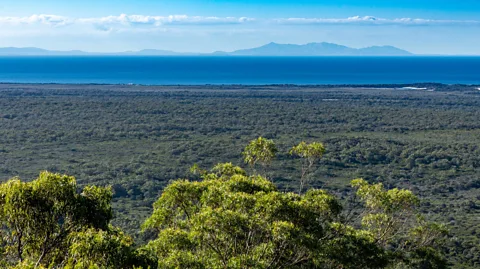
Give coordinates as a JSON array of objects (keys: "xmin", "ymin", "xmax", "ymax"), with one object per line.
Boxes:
[{"xmin": 0, "ymin": 42, "xmax": 413, "ymax": 56}]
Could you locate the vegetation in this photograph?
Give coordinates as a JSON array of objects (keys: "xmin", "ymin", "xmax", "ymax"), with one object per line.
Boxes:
[
  {"xmin": 351, "ymin": 178, "xmax": 448, "ymax": 268},
  {"xmin": 289, "ymin": 141, "xmax": 326, "ymax": 193},
  {"xmin": 0, "ymin": 171, "xmax": 156, "ymax": 268},
  {"xmin": 141, "ymin": 155, "xmax": 447, "ymax": 269},
  {"xmin": 1, "ymin": 83, "xmax": 480, "ymax": 267},
  {"xmin": 0, "ymin": 162, "xmax": 446, "ymax": 268},
  {"xmin": 242, "ymin": 136, "xmax": 278, "ymax": 172}
]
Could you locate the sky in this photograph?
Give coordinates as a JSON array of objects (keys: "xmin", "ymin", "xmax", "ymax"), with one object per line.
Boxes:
[{"xmin": 0, "ymin": 0, "xmax": 479, "ymax": 54}]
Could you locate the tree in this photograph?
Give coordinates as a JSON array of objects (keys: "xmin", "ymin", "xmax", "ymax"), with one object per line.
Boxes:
[
  {"xmin": 351, "ymin": 179, "xmax": 448, "ymax": 268},
  {"xmin": 65, "ymin": 227, "xmax": 157, "ymax": 269},
  {"xmin": 289, "ymin": 141, "xmax": 326, "ymax": 193},
  {"xmin": 242, "ymin": 137, "xmax": 277, "ymax": 174},
  {"xmin": 0, "ymin": 162, "xmax": 448, "ymax": 268},
  {"xmin": 0, "ymin": 171, "xmax": 151, "ymax": 268},
  {"xmin": 143, "ymin": 163, "xmax": 388, "ymax": 269}
]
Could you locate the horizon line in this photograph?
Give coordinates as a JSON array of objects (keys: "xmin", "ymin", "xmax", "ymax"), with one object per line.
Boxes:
[{"xmin": 2, "ymin": 42, "xmax": 480, "ymax": 56}]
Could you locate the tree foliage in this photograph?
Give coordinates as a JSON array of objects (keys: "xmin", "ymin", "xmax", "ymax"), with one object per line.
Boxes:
[
  {"xmin": 65, "ymin": 227, "xmax": 156, "ymax": 269},
  {"xmin": 0, "ymin": 136, "xmax": 451, "ymax": 268},
  {"xmin": 352, "ymin": 179, "xmax": 448, "ymax": 268},
  {"xmin": 289, "ymin": 141, "xmax": 326, "ymax": 193},
  {"xmin": 142, "ymin": 162, "xmax": 446, "ymax": 268},
  {"xmin": 0, "ymin": 171, "xmax": 152, "ymax": 269},
  {"xmin": 0, "ymin": 168, "xmax": 448, "ymax": 268},
  {"xmin": 242, "ymin": 137, "xmax": 277, "ymax": 171},
  {"xmin": 1, "ymin": 85, "xmax": 478, "ymax": 267}
]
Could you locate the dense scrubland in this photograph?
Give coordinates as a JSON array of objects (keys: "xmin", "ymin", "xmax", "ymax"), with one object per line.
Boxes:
[{"xmin": 0, "ymin": 83, "xmax": 479, "ymax": 267}]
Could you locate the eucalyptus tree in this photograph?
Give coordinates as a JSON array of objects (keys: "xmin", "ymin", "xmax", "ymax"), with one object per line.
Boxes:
[
  {"xmin": 289, "ymin": 141, "xmax": 326, "ymax": 193},
  {"xmin": 143, "ymin": 163, "xmax": 388, "ymax": 269},
  {"xmin": 65, "ymin": 227, "xmax": 156, "ymax": 269},
  {"xmin": 0, "ymin": 171, "xmax": 153, "ymax": 269},
  {"xmin": 352, "ymin": 179, "xmax": 448, "ymax": 268},
  {"xmin": 242, "ymin": 137, "xmax": 277, "ymax": 174}
]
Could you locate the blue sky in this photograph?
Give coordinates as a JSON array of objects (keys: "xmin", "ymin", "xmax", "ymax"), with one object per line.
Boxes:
[{"xmin": 1, "ymin": 0, "xmax": 479, "ymax": 54}]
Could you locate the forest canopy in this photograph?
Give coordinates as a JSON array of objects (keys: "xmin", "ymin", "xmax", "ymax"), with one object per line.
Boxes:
[
  {"xmin": 0, "ymin": 84, "xmax": 478, "ymax": 267},
  {"xmin": 0, "ymin": 138, "xmax": 448, "ymax": 268}
]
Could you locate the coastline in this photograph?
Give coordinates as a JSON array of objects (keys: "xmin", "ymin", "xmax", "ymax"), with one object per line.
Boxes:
[
  {"xmin": 0, "ymin": 82, "xmax": 479, "ymax": 88},
  {"xmin": 1, "ymin": 83, "xmax": 479, "ymax": 95}
]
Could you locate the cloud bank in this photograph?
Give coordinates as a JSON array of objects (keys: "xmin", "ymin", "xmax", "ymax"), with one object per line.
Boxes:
[
  {"xmin": 277, "ymin": 16, "xmax": 480, "ymax": 26},
  {"xmin": 0, "ymin": 14, "xmax": 255, "ymax": 29},
  {"xmin": 0, "ymin": 14, "xmax": 71, "ymax": 26},
  {"xmin": 0, "ymin": 14, "xmax": 478, "ymax": 32}
]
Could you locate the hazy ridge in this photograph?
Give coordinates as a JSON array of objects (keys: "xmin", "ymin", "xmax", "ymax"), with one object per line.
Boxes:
[{"xmin": 0, "ymin": 42, "xmax": 412, "ymax": 56}]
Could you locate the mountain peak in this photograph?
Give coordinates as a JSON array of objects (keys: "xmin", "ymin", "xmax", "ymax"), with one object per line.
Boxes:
[
  {"xmin": 229, "ymin": 42, "xmax": 412, "ymax": 56},
  {"xmin": 263, "ymin": 42, "xmax": 282, "ymax": 47}
]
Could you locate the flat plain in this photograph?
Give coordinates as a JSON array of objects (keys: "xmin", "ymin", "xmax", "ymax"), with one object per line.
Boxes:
[{"xmin": 1, "ymin": 83, "xmax": 479, "ymax": 267}]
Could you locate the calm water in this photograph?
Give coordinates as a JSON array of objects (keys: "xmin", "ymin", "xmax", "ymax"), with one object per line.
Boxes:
[{"xmin": 1, "ymin": 56, "xmax": 480, "ymax": 85}]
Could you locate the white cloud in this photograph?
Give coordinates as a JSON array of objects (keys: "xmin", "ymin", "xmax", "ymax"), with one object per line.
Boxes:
[
  {"xmin": 0, "ymin": 14, "xmax": 255, "ymax": 31},
  {"xmin": 0, "ymin": 14, "xmax": 478, "ymax": 34},
  {"xmin": 0, "ymin": 14, "xmax": 71, "ymax": 26},
  {"xmin": 80, "ymin": 14, "xmax": 255, "ymax": 32},
  {"xmin": 276, "ymin": 16, "xmax": 480, "ymax": 26}
]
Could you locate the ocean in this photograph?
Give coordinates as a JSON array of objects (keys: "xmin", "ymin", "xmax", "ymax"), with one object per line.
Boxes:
[{"xmin": 1, "ymin": 56, "xmax": 480, "ymax": 85}]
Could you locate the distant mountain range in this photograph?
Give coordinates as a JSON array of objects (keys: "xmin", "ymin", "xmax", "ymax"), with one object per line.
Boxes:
[
  {"xmin": 0, "ymin": 47, "xmax": 185, "ymax": 56},
  {"xmin": 0, "ymin": 42, "xmax": 413, "ymax": 56},
  {"xmin": 217, "ymin": 42, "xmax": 412, "ymax": 56}
]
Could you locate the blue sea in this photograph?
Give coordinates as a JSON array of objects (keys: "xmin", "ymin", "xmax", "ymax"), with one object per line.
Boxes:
[{"xmin": 1, "ymin": 56, "xmax": 480, "ymax": 85}]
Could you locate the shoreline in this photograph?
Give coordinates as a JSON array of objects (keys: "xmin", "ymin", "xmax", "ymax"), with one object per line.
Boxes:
[
  {"xmin": 1, "ymin": 82, "xmax": 479, "ymax": 94},
  {"xmin": 1, "ymin": 82, "xmax": 479, "ymax": 88}
]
